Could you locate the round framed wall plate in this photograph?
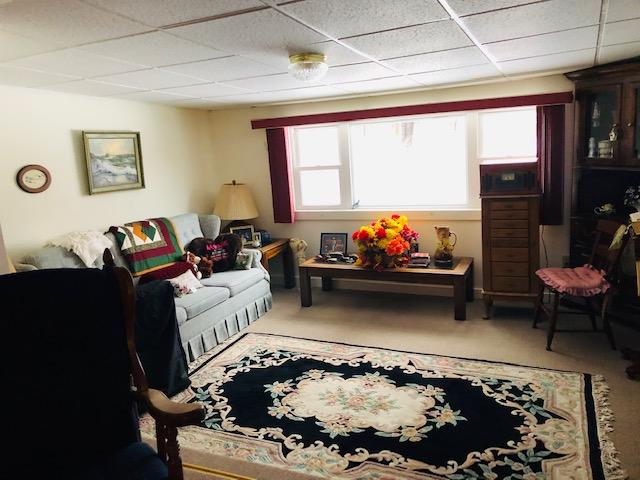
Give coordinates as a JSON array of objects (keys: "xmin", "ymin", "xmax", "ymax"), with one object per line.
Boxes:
[{"xmin": 16, "ymin": 164, "xmax": 51, "ymax": 193}]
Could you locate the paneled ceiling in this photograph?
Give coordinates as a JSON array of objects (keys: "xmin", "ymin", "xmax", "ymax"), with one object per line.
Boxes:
[{"xmin": 0, "ymin": 0, "xmax": 638, "ymax": 109}]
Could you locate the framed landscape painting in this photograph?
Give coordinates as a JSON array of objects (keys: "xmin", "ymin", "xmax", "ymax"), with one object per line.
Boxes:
[{"xmin": 83, "ymin": 131, "xmax": 144, "ymax": 194}]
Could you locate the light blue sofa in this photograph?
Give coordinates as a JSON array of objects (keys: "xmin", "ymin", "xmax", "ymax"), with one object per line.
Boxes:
[{"xmin": 19, "ymin": 213, "xmax": 272, "ymax": 361}]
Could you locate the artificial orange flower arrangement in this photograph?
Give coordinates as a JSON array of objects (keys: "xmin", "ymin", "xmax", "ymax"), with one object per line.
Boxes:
[{"xmin": 352, "ymin": 214, "xmax": 419, "ymax": 271}]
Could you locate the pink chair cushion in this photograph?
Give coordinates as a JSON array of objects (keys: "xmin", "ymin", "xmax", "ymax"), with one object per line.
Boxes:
[{"xmin": 535, "ymin": 265, "xmax": 610, "ymax": 296}]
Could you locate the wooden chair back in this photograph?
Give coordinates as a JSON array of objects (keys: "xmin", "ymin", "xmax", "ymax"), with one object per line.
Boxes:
[{"xmin": 588, "ymin": 219, "xmax": 630, "ymax": 282}]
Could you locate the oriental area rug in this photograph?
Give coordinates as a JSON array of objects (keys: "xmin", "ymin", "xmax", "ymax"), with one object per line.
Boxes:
[{"xmin": 139, "ymin": 333, "xmax": 625, "ymax": 480}]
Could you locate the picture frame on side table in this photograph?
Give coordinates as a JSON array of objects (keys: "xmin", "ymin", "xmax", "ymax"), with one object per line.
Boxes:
[
  {"xmin": 229, "ymin": 225, "xmax": 255, "ymax": 245},
  {"xmin": 320, "ymin": 233, "xmax": 347, "ymax": 255},
  {"xmin": 83, "ymin": 131, "xmax": 144, "ymax": 194}
]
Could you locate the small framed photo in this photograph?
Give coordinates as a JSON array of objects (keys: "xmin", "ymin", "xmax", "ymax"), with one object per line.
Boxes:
[
  {"xmin": 320, "ymin": 233, "xmax": 348, "ymax": 255},
  {"xmin": 252, "ymin": 232, "xmax": 262, "ymax": 246},
  {"xmin": 229, "ymin": 225, "xmax": 255, "ymax": 244},
  {"xmin": 82, "ymin": 131, "xmax": 144, "ymax": 194}
]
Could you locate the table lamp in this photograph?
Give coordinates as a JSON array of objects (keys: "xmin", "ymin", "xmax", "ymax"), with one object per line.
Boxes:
[{"xmin": 214, "ymin": 180, "xmax": 259, "ymax": 230}]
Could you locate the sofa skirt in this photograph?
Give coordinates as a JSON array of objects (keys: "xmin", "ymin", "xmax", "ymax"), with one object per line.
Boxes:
[{"xmin": 179, "ymin": 279, "xmax": 272, "ymax": 361}]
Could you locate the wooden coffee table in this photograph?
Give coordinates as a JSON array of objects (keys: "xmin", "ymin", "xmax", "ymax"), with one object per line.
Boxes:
[{"xmin": 299, "ymin": 257, "xmax": 474, "ymax": 320}]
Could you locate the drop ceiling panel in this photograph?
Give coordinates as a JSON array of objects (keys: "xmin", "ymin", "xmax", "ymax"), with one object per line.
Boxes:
[
  {"xmin": 0, "ymin": 64, "xmax": 77, "ymax": 87},
  {"xmin": 279, "ymin": 0, "xmax": 448, "ymax": 39},
  {"xmin": 445, "ymin": 0, "xmax": 540, "ymax": 16},
  {"xmin": 497, "ymin": 48, "xmax": 595, "ymax": 75},
  {"xmin": 168, "ymin": 9, "xmax": 326, "ymax": 55},
  {"xmin": 307, "ymin": 41, "xmax": 371, "ymax": 67},
  {"xmin": 223, "ymin": 73, "xmax": 324, "ymax": 92},
  {"xmin": 336, "ymin": 76, "xmax": 424, "ymax": 93},
  {"xmin": 341, "ymin": 21, "xmax": 472, "ymax": 60},
  {"xmin": 460, "ymin": 0, "xmax": 601, "ymax": 44},
  {"xmin": 10, "ymin": 48, "xmax": 146, "ymax": 78},
  {"xmin": 322, "ymin": 62, "xmax": 398, "ymax": 84},
  {"xmin": 383, "ymin": 46, "xmax": 488, "ymax": 74},
  {"xmin": 602, "ymin": 18, "xmax": 640, "ymax": 46},
  {"xmin": 116, "ymin": 90, "xmax": 197, "ymax": 103},
  {"xmin": 485, "ymin": 26, "xmax": 598, "ymax": 62},
  {"xmin": 409, "ymin": 64, "xmax": 501, "ymax": 86},
  {"xmin": 159, "ymin": 82, "xmax": 251, "ymax": 97},
  {"xmin": 164, "ymin": 56, "xmax": 282, "ymax": 82},
  {"xmin": 213, "ymin": 85, "xmax": 348, "ymax": 104},
  {"xmin": 0, "ymin": 30, "xmax": 58, "ymax": 62},
  {"xmin": 81, "ymin": 32, "xmax": 226, "ymax": 67},
  {"xmin": 598, "ymin": 41, "xmax": 640, "ymax": 63},
  {"xmin": 95, "ymin": 69, "xmax": 203, "ymax": 90},
  {"xmin": 43, "ymin": 79, "xmax": 142, "ymax": 96},
  {"xmin": 83, "ymin": 0, "xmax": 265, "ymax": 27},
  {"xmin": 605, "ymin": 0, "xmax": 640, "ymax": 22},
  {"xmin": 0, "ymin": 0, "xmax": 150, "ymax": 47}
]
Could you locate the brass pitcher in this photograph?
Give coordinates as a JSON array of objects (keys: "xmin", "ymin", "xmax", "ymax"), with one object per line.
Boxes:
[{"xmin": 434, "ymin": 225, "xmax": 457, "ymax": 269}]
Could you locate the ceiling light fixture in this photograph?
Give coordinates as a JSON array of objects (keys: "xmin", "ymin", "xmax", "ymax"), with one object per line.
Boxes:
[{"xmin": 288, "ymin": 53, "xmax": 328, "ymax": 82}]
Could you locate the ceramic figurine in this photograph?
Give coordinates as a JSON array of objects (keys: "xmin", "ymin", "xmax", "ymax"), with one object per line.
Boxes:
[
  {"xmin": 609, "ymin": 124, "xmax": 619, "ymax": 142},
  {"xmin": 588, "ymin": 137, "xmax": 596, "ymax": 158},
  {"xmin": 592, "ymin": 101, "xmax": 600, "ymax": 127}
]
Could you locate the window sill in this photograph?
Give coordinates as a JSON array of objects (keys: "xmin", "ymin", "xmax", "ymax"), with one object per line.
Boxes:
[{"xmin": 294, "ymin": 209, "xmax": 482, "ymax": 221}]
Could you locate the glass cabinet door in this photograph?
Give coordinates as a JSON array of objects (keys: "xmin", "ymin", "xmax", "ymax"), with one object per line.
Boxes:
[
  {"xmin": 634, "ymin": 83, "xmax": 640, "ymax": 161},
  {"xmin": 580, "ymin": 86, "xmax": 621, "ymax": 163}
]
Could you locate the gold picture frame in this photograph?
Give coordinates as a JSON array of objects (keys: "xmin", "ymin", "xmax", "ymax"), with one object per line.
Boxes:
[{"xmin": 82, "ymin": 131, "xmax": 145, "ymax": 194}]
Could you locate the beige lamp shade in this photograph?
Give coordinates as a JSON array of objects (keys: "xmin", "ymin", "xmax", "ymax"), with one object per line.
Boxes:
[{"xmin": 214, "ymin": 181, "xmax": 259, "ymax": 220}]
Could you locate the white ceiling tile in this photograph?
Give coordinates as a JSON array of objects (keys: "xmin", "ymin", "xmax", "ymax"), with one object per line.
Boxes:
[
  {"xmin": 163, "ymin": 56, "xmax": 282, "ymax": 82},
  {"xmin": 212, "ymin": 86, "xmax": 349, "ymax": 105},
  {"xmin": 598, "ymin": 41, "xmax": 640, "ymax": 63},
  {"xmin": 280, "ymin": 0, "xmax": 448, "ymax": 38},
  {"xmin": 485, "ymin": 26, "xmax": 598, "ymax": 62},
  {"xmin": 336, "ymin": 76, "xmax": 424, "ymax": 93},
  {"xmin": 322, "ymin": 62, "xmax": 398, "ymax": 84},
  {"xmin": 168, "ymin": 9, "xmax": 326, "ymax": 55},
  {"xmin": 81, "ymin": 32, "xmax": 226, "ymax": 68},
  {"xmin": 0, "ymin": 30, "xmax": 58, "ymax": 62},
  {"xmin": 602, "ymin": 18, "xmax": 640, "ymax": 46},
  {"xmin": 158, "ymin": 82, "xmax": 251, "ymax": 97},
  {"xmin": 497, "ymin": 48, "xmax": 595, "ymax": 75},
  {"xmin": 0, "ymin": 64, "xmax": 78, "ymax": 87},
  {"xmin": 606, "ymin": 0, "xmax": 640, "ymax": 22},
  {"xmin": 42, "ymin": 79, "xmax": 142, "ymax": 96},
  {"xmin": 341, "ymin": 20, "xmax": 472, "ymax": 59},
  {"xmin": 446, "ymin": 0, "xmax": 540, "ymax": 16},
  {"xmin": 409, "ymin": 64, "xmax": 502, "ymax": 86},
  {"xmin": 223, "ymin": 73, "xmax": 325, "ymax": 91},
  {"xmin": 0, "ymin": 0, "xmax": 150, "ymax": 47},
  {"xmin": 83, "ymin": 0, "xmax": 265, "ymax": 27},
  {"xmin": 94, "ymin": 69, "xmax": 203, "ymax": 89},
  {"xmin": 460, "ymin": 0, "xmax": 601, "ymax": 44},
  {"xmin": 115, "ymin": 90, "xmax": 197, "ymax": 103},
  {"xmin": 383, "ymin": 46, "xmax": 488, "ymax": 74},
  {"xmin": 10, "ymin": 48, "xmax": 145, "ymax": 78},
  {"xmin": 308, "ymin": 41, "xmax": 371, "ymax": 67}
]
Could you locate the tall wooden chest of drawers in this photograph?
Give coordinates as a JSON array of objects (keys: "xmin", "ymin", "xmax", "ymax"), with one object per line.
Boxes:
[{"xmin": 481, "ymin": 195, "xmax": 540, "ymax": 318}]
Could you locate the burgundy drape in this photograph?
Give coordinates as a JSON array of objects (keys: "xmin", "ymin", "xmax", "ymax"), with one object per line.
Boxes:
[
  {"xmin": 537, "ymin": 105, "xmax": 565, "ymax": 225},
  {"xmin": 266, "ymin": 128, "xmax": 295, "ymax": 223}
]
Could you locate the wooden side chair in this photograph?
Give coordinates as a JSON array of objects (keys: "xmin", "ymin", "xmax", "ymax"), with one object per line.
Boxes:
[
  {"xmin": 2, "ymin": 252, "xmax": 204, "ymax": 480},
  {"xmin": 533, "ymin": 219, "xmax": 630, "ymax": 351}
]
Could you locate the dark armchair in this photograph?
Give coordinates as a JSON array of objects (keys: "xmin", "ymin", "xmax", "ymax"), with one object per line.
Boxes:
[{"xmin": 1, "ymin": 256, "xmax": 204, "ymax": 479}]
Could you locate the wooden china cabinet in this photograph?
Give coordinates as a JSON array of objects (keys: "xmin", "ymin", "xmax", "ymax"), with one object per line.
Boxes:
[{"xmin": 565, "ymin": 58, "xmax": 640, "ymax": 324}]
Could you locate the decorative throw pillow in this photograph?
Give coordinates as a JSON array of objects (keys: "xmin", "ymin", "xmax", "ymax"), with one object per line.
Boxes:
[
  {"xmin": 168, "ymin": 270, "xmax": 203, "ymax": 297},
  {"xmin": 233, "ymin": 252, "xmax": 252, "ymax": 270},
  {"xmin": 138, "ymin": 261, "xmax": 198, "ymax": 285},
  {"xmin": 108, "ymin": 217, "xmax": 182, "ymax": 276},
  {"xmin": 186, "ymin": 234, "xmax": 242, "ymax": 273}
]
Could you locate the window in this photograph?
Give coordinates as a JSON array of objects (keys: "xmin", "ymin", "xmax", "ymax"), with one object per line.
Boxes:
[{"xmin": 289, "ymin": 107, "xmax": 536, "ymax": 211}]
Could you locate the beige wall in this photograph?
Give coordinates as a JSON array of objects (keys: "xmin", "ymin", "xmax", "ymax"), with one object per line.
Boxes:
[
  {"xmin": 208, "ymin": 75, "xmax": 575, "ymax": 293},
  {"xmin": 0, "ymin": 84, "xmax": 216, "ymax": 260}
]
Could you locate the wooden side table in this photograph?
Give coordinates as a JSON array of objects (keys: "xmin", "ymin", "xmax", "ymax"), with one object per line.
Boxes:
[{"xmin": 258, "ymin": 238, "xmax": 295, "ymax": 289}]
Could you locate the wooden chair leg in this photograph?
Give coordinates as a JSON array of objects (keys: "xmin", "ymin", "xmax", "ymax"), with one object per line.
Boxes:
[
  {"xmin": 533, "ymin": 282, "xmax": 545, "ymax": 328},
  {"xmin": 585, "ymin": 297, "xmax": 597, "ymax": 331},
  {"xmin": 156, "ymin": 422, "xmax": 168, "ymax": 463},
  {"xmin": 546, "ymin": 292, "xmax": 560, "ymax": 351},
  {"xmin": 166, "ymin": 425, "xmax": 184, "ymax": 480},
  {"xmin": 601, "ymin": 292, "xmax": 617, "ymax": 350}
]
